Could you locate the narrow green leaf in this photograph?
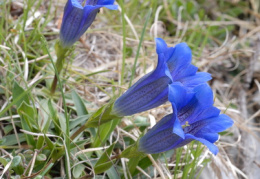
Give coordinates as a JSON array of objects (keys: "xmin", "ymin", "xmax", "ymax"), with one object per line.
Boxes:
[
  {"xmin": 17, "ymin": 102, "xmax": 37, "ymax": 146},
  {"xmin": 94, "ymin": 159, "xmax": 116, "ymax": 175},
  {"xmin": 12, "ymin": 81, "xmax": 30, "ymax": 107},
  {"xmin": 128, "ymin": 156, "xmax": 141, "ymax": 174},
  {"xmin": 17, "ymin": 102, "xmax": 37, "ymax": 127},
  {"xmin": 129, "ymin": 9, "xmax": 152, "ymax": 87},
  {"xmin": 39, "ymin": 99, "xmax": 52, "ymax": 133},
  {"xmin": 92, "ymin": 118, "xmax": 120, "ymax": 147},
  {"xmin": 58, "ymin": 113, "xmax": 67, "ymax": 135},
  {"xmin": 106, "ymin": 167, "xmax": 120, "ymax": 179},
  {"xmin": 69, "ymin": 115, "xmax": 89, "ymax": 130},
  {"xmin": 3, "ymin": 125, "xmax": 13, "ymax": 135},
  {"xmin": 94, "ymin": 143, "xmax": 115, "ymax": 174},
  {"xmin": 36, "ymin": 136, "xmax": 45, "ymax": 150},
  {"xmin": 70, "ymin": 139, "xmax": 90, "ymax": 149},
  {"xmin": 72, "ymin": 164, "xmax": 85, "ymax": 178},
  {"xmin": 44, "ymin": 135, "xmax": 54, "ymax": 149},
  {"xmin": 47, "ymin": 99, "xmax": 60, "ymax": 134},
  {"xmin": 132, "ymin": 154, "xmax": 159, "ymax": 176},
  {"xmin": 0, "ymin": 79, "xmax": 43, "ymax": 118},
  {"xmin": 71, "ymin": 90, "xmax": 88, "ymax": 116},
  {"xmin": 0, "ymin": 133, "xmax": 26, "ymax": 146}
]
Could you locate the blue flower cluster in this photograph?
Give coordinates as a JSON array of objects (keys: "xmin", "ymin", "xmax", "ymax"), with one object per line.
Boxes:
[
  {"xmin": 59, "ymin": 0, "xmax": 233, "ymax": 154},
  {"xmin": 112, "ymin": 38, "xmax": 233, "ymax": 155},
  {"xmin": 60, "ymin": 0, "xmax": 118, "ymax": 48},
  {"xmin": 138, "ymin": 83, "xmax": 233, "ymax": 155},
  {"xmin": 112, "ymin": 38, "xmax": 211, "ymax": 116}
]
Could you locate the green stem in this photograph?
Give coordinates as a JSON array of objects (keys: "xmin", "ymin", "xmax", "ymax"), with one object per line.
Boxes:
[
  {"xmin": 42, "ymin": 38, "xmax": 71, "ymax": 178},
  {"xmin": 50, "ymin": 41, "xmax": 69, "ymax": 94},
  {"xmin": 70, "ymin": 103, "xmax": 120, "ymax": 140},
  {"xmin": 50, "ymin": 75, "xmax": 58, "ymax": 94}
]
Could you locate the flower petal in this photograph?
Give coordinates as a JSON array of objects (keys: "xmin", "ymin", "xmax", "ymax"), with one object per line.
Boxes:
[
  {"xmin": 168, "ymin": 83, "xmax": 194, "ymax": 110},
  {"xmin": 198, "ymin": 114, "xmax": 234, "ymax": 133},
  {"xmin": 155, "ymin": 38, "xmax": 169, "ymax": 54},
  {"xmin": 173, "ymin": 64, "xmax": 198, "ymax": 81},
  {"xmin": 60, "ymin": 1, "xmax": 84, "ymax": 47},
  {"xmin": 112, "ymin": 53, "xmax": 172, "ymax": 116},
  {"xmin": 195, "ymin": 132, "xmax": 219, "ymax": 143},
  {"xmin": 138, "ymin": 114, "xmax": 184, "ymax": 154},
  {"xmin": 179, "ymin": 72, "xmax": 212, "ymax": 88},
  {"xmin": 185, "ymin": 134, "xmax": 219, "ymax": 155},
  {"xmin": 167, "ymin": 42, "xmax": 192, "ymax": 75},
  {"xmin": 71, "ymin": 0, "xmax": 83, "ymax": 9},
  {"xmin": 193, "ymin": 106, "xmax": 220, "ymax": 123},
  {"xmin": 97, "ymin": 0, "xmax": 116, "ymax": 5},
  {"xmin": 172, "ymin": 115, "xmax": 185, "ymax": 139},
  {"xmin": 178, "ymin": 84, "xmax": 214, "ymax": 124}
]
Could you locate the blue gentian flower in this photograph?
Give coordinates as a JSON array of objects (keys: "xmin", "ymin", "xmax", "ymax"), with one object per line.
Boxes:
[
  {"xmin": 60, "ymin": 0, "xmax": 118, "ymax": 47},
  {"xmin": 138, "ymin": 83, "xmax": 233, "ymax": 155},
  {"xmin": 111, "ymin": 38, "xmax": 212, "ymax": 117}
]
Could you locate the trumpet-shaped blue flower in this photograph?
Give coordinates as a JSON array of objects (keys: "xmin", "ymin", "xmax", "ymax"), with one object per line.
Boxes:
[
  {"xmin": 111, "ymin": 38, "xmax": 211, "ymax": 117},
  {"xmin": 60, "ymin": 0, "xmax": 118, "ymax": 47},
  {"xmin": 138, "ymin": 83, "xmax": 233, "ymax": 155}
]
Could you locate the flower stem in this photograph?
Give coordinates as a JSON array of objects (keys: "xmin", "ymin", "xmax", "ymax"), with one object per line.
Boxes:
[
  {"xmin": 50, "ymin": 57, "xmax": 64, "ymax": 94},
  {"xmin": 50, "ymin": 41, "xmax": 69, "ymax": 95}
]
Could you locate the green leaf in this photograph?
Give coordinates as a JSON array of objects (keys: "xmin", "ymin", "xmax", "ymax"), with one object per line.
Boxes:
[
  {"xmin": 47, "ymin": 99, "xmax": 60, "ymax": 134},
  {"xmin": 92, "ymin": 118, "xmax": 120, "ymax": 147},
  {"xmin": 0, "ymin": 137, "xmax": 6, "ymax": 145},
  {"xmin": 17, "ymin": 102, "xmax": 37, "ymax": 127},
  {"xmin": 3, "ymin": 125, "xmax": 13, "ymax": 135},
  {"xmin": 1, "ymin": 133, "xmax": 26, "ymax": 146},
  {"xmin": 12, "ymin": 156, "xmax": 24, "ymax": 175},
  {"xmin": 0, "ymin": 157, "xmax": 9, "ymax": 166},
  {"xmin": 186, "ymin": 1, "xmax": 194, "ymax": 14},
  {"xmin": 36, "ymin": 154, "xmax": 47, "ymax": 162},
  {"xmin": 71, "ymin": 90, "xmax": 88, "ymax": 116},
  {"xmin": 58, "ymin": 113, "xmax": 66, "ymax": 135},
  {"xmin": 132, "ymin": 154, "xmax": 159, "ymax": 176},
  {"xmin": 17, "ymin": 102, "xmax": 37, "ymax": 146},
  {"xmin": 70, "ymin": 138, "xmax": 90, "ymax": 149},
  {"xmin": 85, "ymin": 102, "xmax": 121, "ymax": 128},
  {"xmin": 12, "ymin": 81, "xmax": 30, "ymax": 107},
  {"xmin": 11, "ymin": 156, "xmax": 21, "ymax": 167},
  {"xmin": 36, "ymin": 136, "xmax": 45, "ymax": 150},
  {"xmin": 94, "ymin": 143, "xmax": 115, "ymax": 174},
  {"xmin": 128, "ymin": 156, "xmax": 141, "ymax": 174},
  {"xmin": 106, "ymin": 167, "xmax": 120, "ymax": 179},
  {"xmin": 72, "ymin": 164, "xmax": 85, "ymax": 178},
  {"xmin": 44, "ymin": 135, "xmax": 54, "ymax": 149},
  {"xmin": 69, "ymin": 115, "xmax": 89, "ymax": 130},
  {"xmin": 39, "ymin": 99, "xmax": 52, "ymax": 133}
]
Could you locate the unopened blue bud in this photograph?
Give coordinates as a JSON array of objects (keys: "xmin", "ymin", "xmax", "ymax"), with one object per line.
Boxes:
[{"xmin": 60, "ymin": 0, "xmax": 118, "ymax": 47}]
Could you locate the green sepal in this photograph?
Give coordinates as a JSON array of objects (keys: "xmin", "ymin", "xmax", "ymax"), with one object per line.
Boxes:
[
  {"xmin": 120, "ymin": 142, "xmax": 146, "ymax": 159},
  {"xmin": 54, "ymin": 40, "xmax": 70, "ymax": 74},
  {"xmin": 85, "ymin": 101, "xmax": 121, "ymax": 128}
]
